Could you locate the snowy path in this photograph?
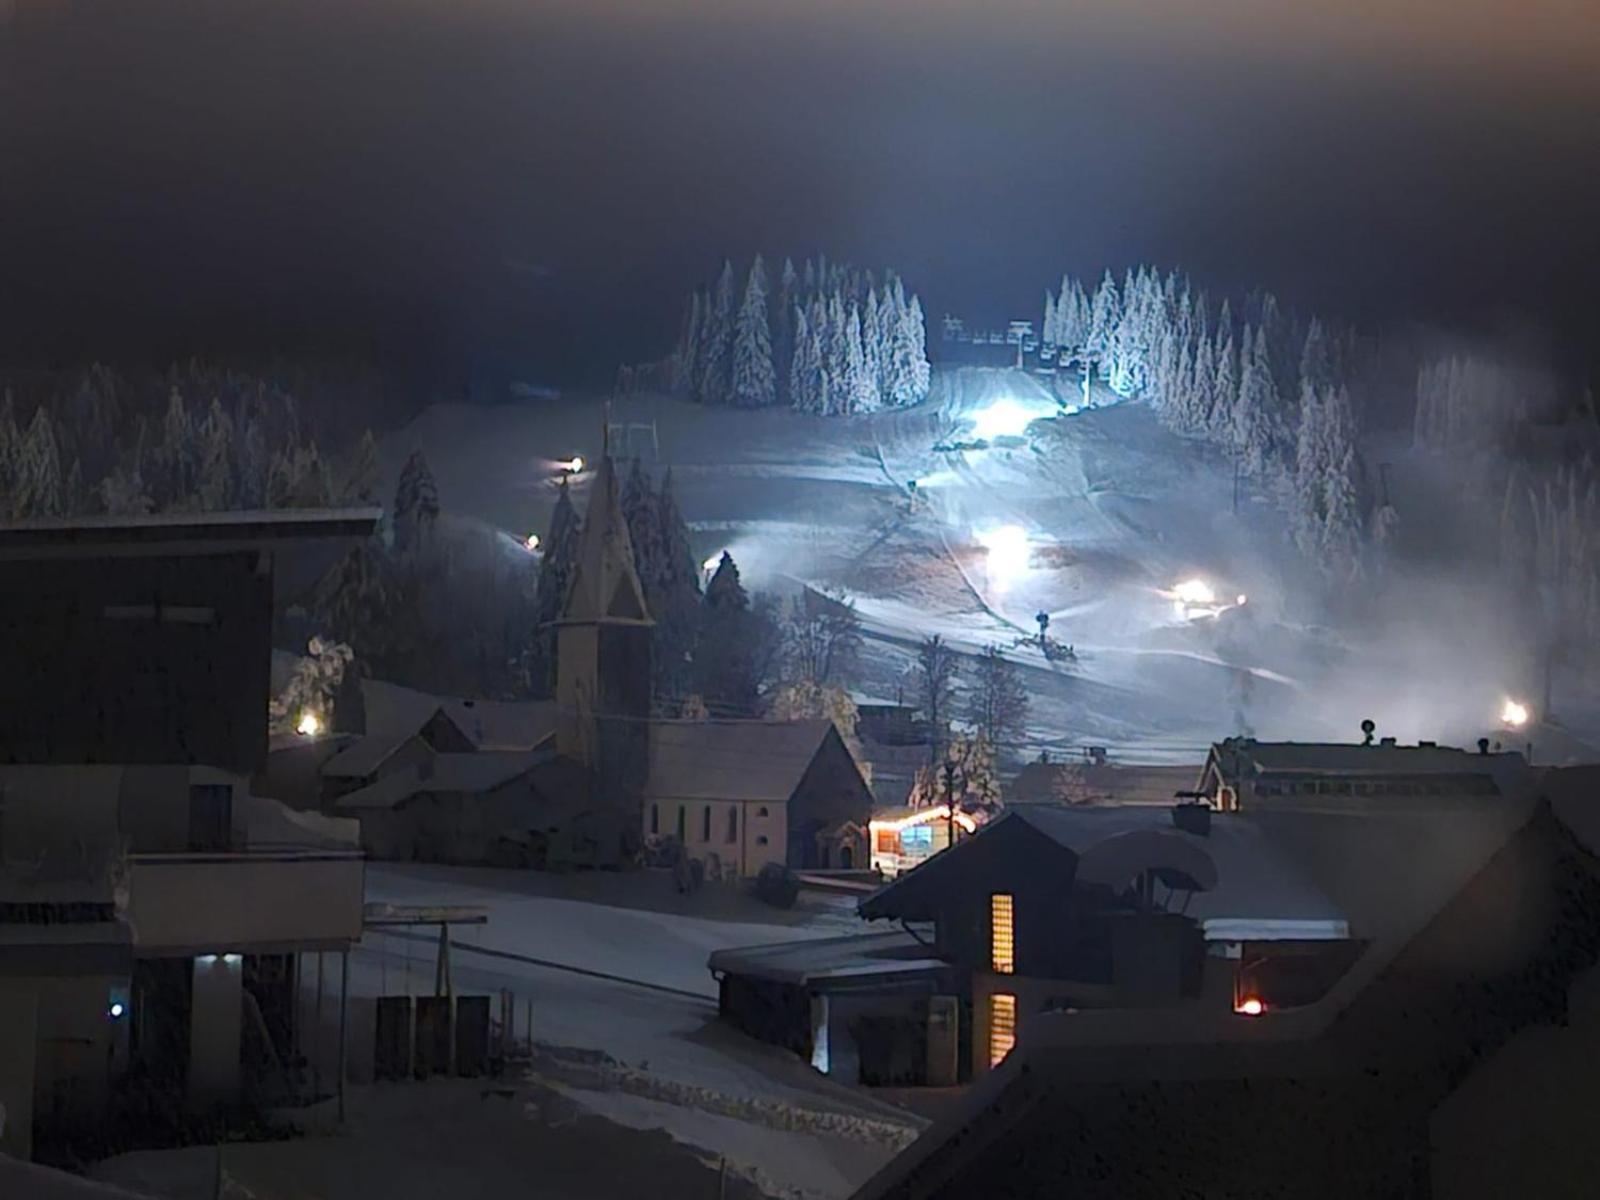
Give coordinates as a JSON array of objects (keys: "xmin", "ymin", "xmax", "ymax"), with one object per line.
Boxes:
[{"xmin": 344, "ymin": 865, "xmax": 914, "ymax": 1198}]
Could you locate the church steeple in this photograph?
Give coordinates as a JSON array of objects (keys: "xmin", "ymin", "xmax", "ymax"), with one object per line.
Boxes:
[
  {"xmin": 559, "ymin": 452, "xmax": 652, "ymax": 627},
  {"xmin": 554, "ymin": 443, "xmax": 654, "ymax": 802}
]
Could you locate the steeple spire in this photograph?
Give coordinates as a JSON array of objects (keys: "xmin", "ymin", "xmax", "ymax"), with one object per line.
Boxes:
[{"xmin": 558, "ymin": 439, "xmax": 651, "ymax": 627}]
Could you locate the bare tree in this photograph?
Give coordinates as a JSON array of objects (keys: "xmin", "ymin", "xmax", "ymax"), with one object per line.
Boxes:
[
  {"xmin": 785, "ymin": 586, "xmax": 864, "ymax": 685},
  {"xmin": 915, "ymin": 634, "xmax": 958, "ymax": 762},
  {"xmin": 966, "ymin": 644, "xmax": 1029, "ymax": 749}
]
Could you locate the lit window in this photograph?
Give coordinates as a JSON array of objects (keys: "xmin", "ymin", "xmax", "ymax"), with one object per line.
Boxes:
[
  {"xmin": 902, "ymin": 825, "xmax": 933, "ymax": 850},
  {"xmin": 988, "ymin": 993, "xmax": 1016, "ymax": 1067},
  {"xmin": 875, "ymin": 829, "xmax": 899, "ymax": 853},
  {"xmin": 991, "ymin": 893, "xmax": 1015, "ymax": 974}
]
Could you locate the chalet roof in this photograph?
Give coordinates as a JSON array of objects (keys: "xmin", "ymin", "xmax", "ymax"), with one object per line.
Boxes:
[
  {"xmin": 559, "ymin": 455, "xmax": 651, "ymax": 626},
  {"xmin": 644, "ymin": 718, "xmax": 842, "ymax": 803},
  {"xmin": 708, "ymin": 930, "xmax": 945, "ymax": 988},
  {"xmin": 334, "ymin": 749, "xmax": 550, "ymax": 810},
  {"xmin": 1216, "ymin": 738, "xmax": 1526, "ymax": 779},
  {"xmin": 848, "ymin": 792, "xmax": 1589, "ymax": 1200},
  {"xmin": 322, "ymin": 679, "xmax": 558, "ymax": 779},
  {"xmin": 862, "ymin": 806, "xmax": 1350, "ymax": 942},
  {"xmin": 0, "ymin": 506, "xmax": 380, "ymax": 560}
]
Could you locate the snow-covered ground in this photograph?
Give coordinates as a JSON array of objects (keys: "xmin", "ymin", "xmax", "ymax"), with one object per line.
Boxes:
[
  {"xmin": 351, "ymin": 866, "xmax": 914, "ymax": 1198},
  {"xmin": 384, "ymin": 366, "xmax": 1600, "ymax": 760},
  {"xmin": 384, "ymin": 369, "xmax": 1353, "ymax": 763}
]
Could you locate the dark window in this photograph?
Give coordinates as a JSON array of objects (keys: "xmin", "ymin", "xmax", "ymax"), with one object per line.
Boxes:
[
  {"xmin": 187, "ymin": 784, "xmax": 232, "ymax": 852},
  {"xmin": 650, "ymin": 804, "xmax": 659, "ymax": 835},
  {"xmin": 726, "ymin": 805, "xmax": 738, "ymax": 844},
  {"xmin": 756, "ymin": 835, "xmax": 769, "ymax": 846},
  {"xmin": 676, "ymin": 805, "xmax": 686, "ymax": 841},
  {"xmin": 702, "ymin": 805, "xmax": 711, "ymax": 842},
  {"xmin": 756, "ymin": 806, "xmax": 769, "ymax": 818}
]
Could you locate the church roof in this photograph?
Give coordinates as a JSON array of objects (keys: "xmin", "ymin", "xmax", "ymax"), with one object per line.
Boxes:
[
  {"xmin": 559, "ymin": 454, "xmax": 652, "ymax": 626},
  {"xmin": 644, "ymin": 718, "xmax": 841, "ymax": 803}
]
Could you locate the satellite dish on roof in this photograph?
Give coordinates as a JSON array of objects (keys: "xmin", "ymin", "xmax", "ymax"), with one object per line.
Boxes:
[{"xmin": 1360, "ymin": 718, "xmax": 1376, "ymax": 746}]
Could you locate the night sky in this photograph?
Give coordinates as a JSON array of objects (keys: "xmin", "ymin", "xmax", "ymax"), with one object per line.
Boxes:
[{"xmin": 3, "ymin": 0, "xmax": 1597, "ymax": 389}]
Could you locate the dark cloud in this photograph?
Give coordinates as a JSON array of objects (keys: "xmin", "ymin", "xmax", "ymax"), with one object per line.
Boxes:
[{"xmin": 2, "ymin": 0, "xmax": 1596, "ymax": 387}]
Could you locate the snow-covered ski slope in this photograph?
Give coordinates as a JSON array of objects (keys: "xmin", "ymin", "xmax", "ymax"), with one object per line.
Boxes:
[{"xmin": 380, "ymin": 368, "xmax": 1444, "ymax": 764}]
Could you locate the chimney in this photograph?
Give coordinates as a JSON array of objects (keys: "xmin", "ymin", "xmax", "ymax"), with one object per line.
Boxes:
[
  {"xmin": 1380, "ymin": 736, "xmax": 1397, "ymax": 747},
  {"xmin": 1417, "ymin": 740, "xmax": 1436, "ymax": 748},
  {"xmin": 1172, "ymin": 802, "xmax": 1212, "ymax": 837},
  {"xmin": 1478, "ymin": 738, "xmax": 1491, "ymax": 755}
]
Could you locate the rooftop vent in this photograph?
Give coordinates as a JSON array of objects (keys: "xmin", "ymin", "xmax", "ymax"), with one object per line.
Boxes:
[
  {"xmin": 1380, "ymin": 736, "xmax": 1397, "ymax": 747},
  {"xmin": 1418, "ymin": 740, "xmax": 1437, "ymax": 748}
]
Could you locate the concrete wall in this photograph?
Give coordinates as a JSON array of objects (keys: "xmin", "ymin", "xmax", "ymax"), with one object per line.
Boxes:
[
  {"xmin": 187, "ymin": 955, "xmax": 242, "ymax": 1107},
  {"xmin": 125, "ymin": 854, "xmax": 364, "ymax": 954},
  {"xmin": 0, "ymin": 766, "xmax": 123, "ymax": 872},
  {"xmin": 0, "ymin": 986, "xmax": 38, "ymax": 1159}
]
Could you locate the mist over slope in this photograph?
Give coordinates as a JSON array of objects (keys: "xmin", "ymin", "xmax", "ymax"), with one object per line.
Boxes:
[{"xmin": 383, "ymin": 367, "xmax": 1598, "ymax": 768}]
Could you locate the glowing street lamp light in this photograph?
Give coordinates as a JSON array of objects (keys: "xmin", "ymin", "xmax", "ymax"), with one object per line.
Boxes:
[
  {"xmin": 523, "ymin": 533, "xmax": 541, "ymax": 552},
  {"xmin": 560, "ymin": 456, "xmax": 585, "ymax": 474},
  {"xmin": 296, "ymin": 710, "xmax": 323, "ymax": 737},
  {"xmin": 1234, "ymin": 996, "xmax": 1266, "ymax": 1016}
]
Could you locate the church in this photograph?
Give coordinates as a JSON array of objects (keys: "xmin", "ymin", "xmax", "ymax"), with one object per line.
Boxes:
[{"xmin": 299, "ymin": 450, "xmax": 874, "ymax": 875}]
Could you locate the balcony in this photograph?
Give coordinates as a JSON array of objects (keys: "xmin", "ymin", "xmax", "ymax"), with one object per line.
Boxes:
[{"xmin": 124, "ymin": 848, "xmax": 364, "ymax": 955}]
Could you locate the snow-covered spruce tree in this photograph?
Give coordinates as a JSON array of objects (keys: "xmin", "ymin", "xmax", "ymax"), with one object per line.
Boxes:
[
  {"xmin": 845, "ymin": 307, "xmax": 879, "ymax": 414},
  {"xmin": 1233, "ymin": 325, "xmax": 1281, "ymax": 480},
  {"xmin": 1210, "ymin": 325, "xmax": 1239, "ymax": 444},
  {"xmin": 966, "ymin": 644, "xmax": 1029, "ymax": 749},
  {"xmin": 694, "ymin": 552, "xmax": 766, "ymax": 715},
  {"xmin": 674, "ymin": 291, "xmax": 703, "ymax": 396},
  {"xmin": 340, "ymin": 429, "xmax": 380, "ymax": 504},
  {"xmin": 1292, "ymin": 381, "xmax": 1329, "ymax": 557},
  {"xmin": 774, "ymin": 258, "xmax": 799, "ymax": 403},
  {"xmin": 825, "ymin": 293, "xmax": 851, "ymax": 415},
  {"xmin": 696, "ymin": 261, "xmax": 736, "ymax": 405},
  {"xmin": 861, "ymin": 289, "xmax": 884, "ymax": 403},
  {"xmin": 392, "ymin": 450, "xmax": 441, "ymax": 555},
  {"xmin": 1085, "ymin": 270, "xmax": 1120, "ymax": 382},
  {"xmin": 788, "ymin": 306, "xmax": 823, "ymax": 414},
  {"xmin": 731, "ymin": 256, "xmax": 777, "ymax": 409},
  {"xmin": 269, "ymin": 636, "xmax": 354, "ymax": 736},
  {"xmin": 784, "ymin": 586, "xmax": 863, "ymax": 686},
  {"xmin": 650, "ymin": 468, "xmax": 702, "ymax": 701},
  {"xmin": 196, "ymin": 397, "xmax": 236, "ymax": 511},
  {"xmin": 17, "ymin": 406, "xmax": 65, "ymax": 518},
  {"xmin": 906, "ymin": 294, "xmax": 931, "ymax": 403}
]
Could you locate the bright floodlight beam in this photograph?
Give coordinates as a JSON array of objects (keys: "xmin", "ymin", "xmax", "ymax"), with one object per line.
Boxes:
[
  {"xmin": 976, "ymin": 525, "xmax": 1030, "ymax": 588},
  {"xmin": 969, "ymin": 397, "xmax": 1037, "ymax": 441},
  {"xmin": 1500, "ymin": 698, "xmax": 1530, "ymax": 729}
]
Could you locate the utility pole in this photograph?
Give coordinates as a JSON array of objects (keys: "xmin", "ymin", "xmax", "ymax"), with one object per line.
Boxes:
[{"xmin": 943, "ymin": 757, "xmax": 957, "ymax": 850}]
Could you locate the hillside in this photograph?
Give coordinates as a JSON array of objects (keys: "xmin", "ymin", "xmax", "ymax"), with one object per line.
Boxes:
[{"xmin": 377, "ymin": 368, "xmax": 1569, "ymax": 768}]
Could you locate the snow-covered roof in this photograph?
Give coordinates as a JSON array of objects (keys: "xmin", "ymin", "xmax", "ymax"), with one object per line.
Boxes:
[
  {"xmin": 0, "ymin": 1156, "xmax": 149, "ymax": 1200},
  {"xmin": 362, "ymin": 678, "xmax": 559, "ymax": 751},
  {"xmin": 335, "ymin": 750, "xmax": 551, "ymax": 810},
  {"xmin": 1215, "ymin": 738, "xmax": 1527, "ymax": 781},
  {"xmin": 1018, "ymin": 806, "xmax": 1350, "ymax": 941},
  {"xmin": 644, "ymin": 718, "xmax": 841, "ymax": 804},
  {"xmin": 708, "ymin": 930, "xmax": 944, "ymax": 987},
  {"xmin": 323, "ymin": 679, "xmax": 558, "ymax": 779}
]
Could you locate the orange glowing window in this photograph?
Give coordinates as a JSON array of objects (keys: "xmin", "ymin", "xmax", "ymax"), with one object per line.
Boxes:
[
  {"xmin": 990, "ymin": 893, "xmax": 1015, "ymax": 974},
  {"xmin": 988, "ymin": 993, "xmax": 1017, "ymax": 1067}
]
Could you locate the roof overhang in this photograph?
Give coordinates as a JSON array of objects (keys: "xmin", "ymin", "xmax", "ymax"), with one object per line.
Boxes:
[{"xmin": 0, "ymin": 507, "xmax": 381, "ymax": 561}]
